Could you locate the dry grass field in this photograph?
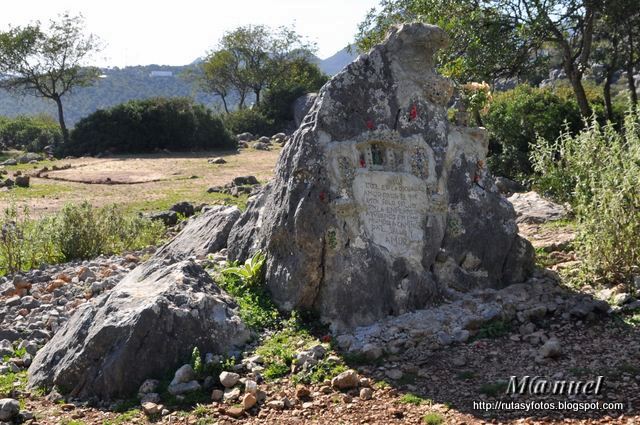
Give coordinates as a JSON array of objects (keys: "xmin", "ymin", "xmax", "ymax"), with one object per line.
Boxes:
[{"xmin": 0, "ymin": 147, "xmax": 282, "ymax": 217}]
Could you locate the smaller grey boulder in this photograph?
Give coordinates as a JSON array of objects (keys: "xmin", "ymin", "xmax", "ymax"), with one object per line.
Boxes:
[
  {"xmin": 208, "ymin": 157, "xmax": 227, "ymax": 164},
  {"xmin": 149, "ymin": 210, "xmax": 178, "ymax": 226},
  {"xmin": 170, "ymin": 364, "xmax": 195, "ymax": 386},
  {"xmin": 0, "ymin": 398, "xmax": 19, "ymax": 421},
  {"xmin": 253, "ymin": 142, "xmax": 270, "ymax": 151},
  {"xmin": 331, "ymin": 369, "xmax": 359, "ymax": 390},
  {"xmin": 219, "ymin": 371, "xmax": 240, "ymax": 388},
  {"xmin": 155, "ymin": 205, "xmax": 241, "ymax": 261},
  {"xmin": 14, "ymin": 175, "xmax": 29, "ymax": 188},
  {"xmin": 495, "ymin": 176, "xmax": 524, "ymax": 195},
  {"xmin": 540, "ymin": 337, "xmax": 562, "ymax": 358},
  {"xmin": 232, "ymin": 176, "xmax": 259, "ymax": 186},
  {"xmin": 170, "ymin": 202, "xmax": 195, "ymax": 218},
  {"xmin": 27, "ymin": 260, "xmax": 250, "ymax": 399},
  {"xmin": 236, "ymin": 132, "xmax": 254, "ymax": 142}
]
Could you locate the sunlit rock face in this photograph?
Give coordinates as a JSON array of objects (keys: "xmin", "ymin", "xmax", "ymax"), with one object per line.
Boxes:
[{"xmin": 228, "ymin": 23, "xmax": 534, "ymax": 331}]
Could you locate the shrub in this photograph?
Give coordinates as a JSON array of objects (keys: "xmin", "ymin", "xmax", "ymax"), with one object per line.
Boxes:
[
  {"xmin": 0, "ymin": 202, "xmax": 165, "ymax": 275},
  {"xmin": 54, "ymin": 202, "xmax": 165, "ymax": 261},
  {"xmin": 0, "ymin": 205, "xmax": 59, "ymax": 276},
  {"xmin": 531, "ymin": 109, "xmax": 640, "ymax": 288},
  {"xmin": 222, "ymin": 108, "xmax": 275, "ymax": 137},
  {"xmin": 0, "ymin": 115, "xmax": 62, "ymax": 151},
  {"xmin": 484, "ymin": 85, "xmax": 582, "ymax": 182},
  {"xmin": 62, "ymin": 97, "xmax": 235, "ymax": 156}
]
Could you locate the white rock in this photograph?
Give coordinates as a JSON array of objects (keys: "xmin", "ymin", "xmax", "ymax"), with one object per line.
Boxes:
[
  {"xmin": 170, "ymin": 364, "xmax": 195, "ymax": 386},
  {"xmin": 219, "ymin": 371, "xmax": 240, "ymax": 388}
]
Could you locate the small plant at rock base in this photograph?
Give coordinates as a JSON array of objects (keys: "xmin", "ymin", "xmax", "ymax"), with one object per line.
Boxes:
[
  {"xmin": 399, "ymin": 393, "xmax": 425, "ymax": 405},
  {"xmin": 293, "ymin": 358, "xmax": 347, "ymax": 385},
  {"xmin": 216, "ymin": 250, "xmax": 280, "ymax": 331},
  {"xmin": 192, "ymin": 403, "xmax": 209, "ymax": 418},
  {"xmin": 473, "ymin": 319, "xmax": 512, "ymax": 340},
  {"xmin": 423, "ymin": 412, "xmax": 445, "ymax": 425},
  {"xmin": 222, "ymin": 250, "xmax": 266, "ymax": 287},
  {"xmin": 191, "ymin": 347, "xmax": 203, "ymax": 377}
]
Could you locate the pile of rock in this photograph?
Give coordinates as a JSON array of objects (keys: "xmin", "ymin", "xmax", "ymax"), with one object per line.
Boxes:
[
  {"xmin": 234, "ymin": 133, "xmax": 290, "ymax": 150},
  {"xmin": 0, "ymin": 252, "xmax": 143, "ymax": 349},
  {"xmin": 207, "ymin": 175, "xmax": 261, "ymax": 197},
  {"xmin": 1, "ymin": 153, "xmax": 43, "ymax": 167},
  {"xmin": 333, "ymin": 269, "xmax": 609, "ymax": 363},
  {"xmin": 0, "ymin": 171, "xmax": 30, "ymax": 189},
  {"xmin": 148, "ymin": 201, "xmax": 199, "ymax": 226}
]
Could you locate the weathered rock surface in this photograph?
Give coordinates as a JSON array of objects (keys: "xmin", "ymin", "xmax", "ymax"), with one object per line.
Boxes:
[
  {"xmin": 27, "ymin": 260, "xmax": 249, "ymax": 399},
  {"xmin": 155, "ymin": 205, "xmax": 240, "ymax": 260},
  {"xmin": 0, "ymin": 398, "xmax": 19, "ymax": 421},
  {"xmin": 228, "ymin": 23, "xmax": 534, "ymax": 330},
  {"xmin": 509, "ymin": 191, "xmax": 569, "ymax": 224},
  {"xmin": 292, "ymin": 93, "xmax": 318, "ymax": 128}
]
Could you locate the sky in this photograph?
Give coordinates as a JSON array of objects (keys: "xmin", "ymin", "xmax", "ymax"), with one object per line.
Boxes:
[{"xmin": 0, "ymin": 0, "xmax": 380, "ymax": 68}]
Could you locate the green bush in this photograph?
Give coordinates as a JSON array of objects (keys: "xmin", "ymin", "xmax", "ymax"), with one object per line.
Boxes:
[
  {"xmin": 531, "ymin": 109, "xmax": 640, "ymax": 288},
  {"xmin": 222, "ymin": 108, "xmax": 275, "ymax": 137},
  {"xmin": 484, "ymin": 85, "xmax": 582, "ymax": 181},
  {"xmin": 61, "ymin": 97, "xmax": 235, "ymax": 156},
  {"xmin": 0, "ymin": 205, "xmax": 59, "ymax": 276},
  {"xmin": 0, "ymin": 202, "xmax": 165, "ymax": 275},
  {"xmin": 0, "ymin": 115, "xmax": 62, "ymax": 152}
]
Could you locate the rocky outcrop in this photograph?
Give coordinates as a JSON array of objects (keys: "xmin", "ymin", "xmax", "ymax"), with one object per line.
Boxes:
[
  {"xmin": 228, "ymin": 23, "xmax": 534, "ymax": 331},
  {"xmin": 27, "ymin": 260, "xmax": 249, "ymax": 399},
  {"xmin": 508, "ymin": 191, "xmax": 569, "ymax": 224},
  {"xmin": 156, "ymin": 205, "xmax": 241, "ymax": 260}
]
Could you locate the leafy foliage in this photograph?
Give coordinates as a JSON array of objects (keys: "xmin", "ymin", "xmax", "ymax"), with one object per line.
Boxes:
[
  {"xmin": 423, "ymin": 412, "xmax": 445, "ymax": 425},
  {"xmin": 0, "ymin": 114, "xmax": 62, "ymax": 151},
  {"xmin": 484, "ymin": 85, "xmax": 582, "ymax": 181},
  {"xmin": 254, "ymin": 315, "xmax": 316, "ymax": 380},
  {"xmin": 61, "ymin": 97, "xmax": 235, "ymax": 155},
  {"xmin": 472, "ymin": 319, "xmax": 512, "ymax": 340},
  {"xmin": 355, "ymin": 0, "xmax": 544, "ymax": 83},
  {"xmin": 0, "ymin": 202, "xmax": 165, "ymax": 275},
  {"xmin": 217, "ymin": 251, "xmax": 280, "ymax": 330},
  {"xmin": 201, "ymin": 24, "xmax": 319, "ymax": 110},
  {"xmin": 531, "ymin": 109, "xmax": 640, "ymax": 288},
  {"xmin": 222, "ymin": 108, "xmax": 274, "ymax": 137},
  {"xmin": 222, "ymin": 250, "xmax": 266, "ymax": 286},
  {"xmin": 0, "ymin": 13, "xmax": 101, "ymax": 142},
  {"xmin": 399, "ymin": 393, "xmax": 426, "ymax": 405}
]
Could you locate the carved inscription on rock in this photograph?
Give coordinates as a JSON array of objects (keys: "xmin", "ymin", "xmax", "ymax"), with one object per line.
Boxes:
[{"xmin": 352, "ymin": 171, "xmax": 428, "ymax": 260}]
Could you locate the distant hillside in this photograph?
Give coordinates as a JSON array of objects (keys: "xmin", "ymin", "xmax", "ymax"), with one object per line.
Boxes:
[
  {"xmin": 0, "ymin": 46, "xmax": 358, "ymax": 126},
  {"xmin": 0, "ymin": 65, "xmax": 223, "ymax": 126},
  {"xmin": 316, "ymin": 45, "xmax": 358, "ymax": 75}
]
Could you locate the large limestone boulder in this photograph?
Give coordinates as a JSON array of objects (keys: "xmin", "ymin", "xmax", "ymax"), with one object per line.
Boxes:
[
  {"xmin": 228, "ymin": 23, "xmax": 534, "ymax": 331},
  {"xmin": 27, "ymin": 260, "xmax": 249, "ymax": 399}
]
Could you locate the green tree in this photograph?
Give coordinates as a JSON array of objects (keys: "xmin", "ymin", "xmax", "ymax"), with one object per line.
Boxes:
[
  {"xmin": 355, "ymin": 0, "xmax": 543, "ymax": 84},
  {"xmin": 200, "ymin": 50, "xmax": 245, "ymax": 113},
  {"xmin": 0, "ymin": 13, "xmax": 101, "ymax": 144},
  {"xmin": 494, "ymin": 0, "xmax": 602, "ymax": 118},
  {"xmin": 202, "ymin": 25, "xmax": 317, "ymax": 109}
]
